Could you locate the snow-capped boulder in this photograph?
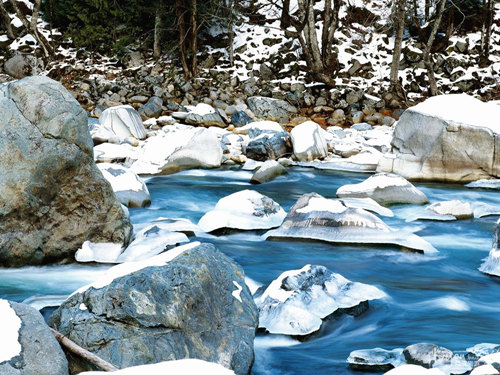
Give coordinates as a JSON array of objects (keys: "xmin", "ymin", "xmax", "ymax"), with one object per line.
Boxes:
[
  {"xmin": 479, "ymin": 219, "xmax": 500, "ymax": 277},
  {"xmin": 250, "ymin": 160, "xmax": 287, "ymax": 184},
  {"xmin": 403, "ymin": 343, "xmax": 453, "ymax": 368},
  {"xmin": 264, "ymin": 193, "xmax": 436, "ymax": 254},
  {"xmin": 94, "ymin": 143, "xmax": 136, "ymax": 163},
  {"xmin": 378, "ymin": 94, "xmax": 500, "ymax": 182},
  {"xmin": 79, "ymin": 359, "xmax": 235, "ymax": 375},
  {"xmin": 348, "ymin": 348, "xmax": 405, "ymax": 372},
  {"xmin": 185, "ymin": 103, "xmax": 226, "ymax": 128},
  {"xmin": 75, "ymin": 241, "xmax": 124, "ymax": 263},
  {"xmin": 426, "ymin": 200, "xmax": 473, "ymax": 220},
  {"xmin": 470, "ymin": 365, "xmax": 500, "ymax": 375},
  {"xmin": 0, "ymin": 299, "xmax": 68, "ymax": 375},
  {"xmin": 384, "ymin": 364, "xmax": 446, "ymax": 375},
  {"xmin": 117, "ymin": 223, "xmax": 190, "ymax": 262},
  {"xmin": 476, "ymin": 352, "xmax": 500, "ymax": 369},
  {"xmin": 131, "ymin": 127, "xmax": 222, "ymax": 175},
  {"xmin": 290, "ymin": 121, "xmax": 329, "ymax": 161},
  {"xmin": 466, "ymin": 343, "xmax": 500, "ymax": 359},
  {"xmin": 49, "ymin": 243, "xmax": 258, "ymax": 375},
  {"xmin": 336, "ymin": 173, "xmax": 429, "ymax": 206},
  {"xmin": 98, "ymin": 163, "xmax": 151, "ymax": 207},
  {"xmin": 198, "ymin": 190, "xmax": 286, "ymax": 233},
  {"xmin": 247, "ymin": 96, "xmax": 297, "ymax": 121},
  {"xmin": 0, "ymin": 76, "xmax": 132, "ymax": 266},
  {"xmin": 254, "ymin": 265, "xmax": 386, "ymax": 336},
  {"xmin": 98, "ymin": 105, "xmax": 147, "ymax": 140}
]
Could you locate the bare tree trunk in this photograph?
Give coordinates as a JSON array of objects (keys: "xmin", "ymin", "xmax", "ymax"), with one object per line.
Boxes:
[
  {"xmin": 153, "ymin": 7, "xmax": 162, "ymax": 59},
  {"xmin": 423, "ymin": 0, "xmax": 446, "ymax": 96},
  {"xmin": 390, "ymin": 0, "xmax": 407, "ymax": 96},
  {"xmin": 483, "ymin": 0, "xmax": 493, "ymax": 61},
  {"xmin": 228, "ymin": 0, "xmax": 234, "ymax": 66},
  {"xmin": 281, "ymin": 0, "xmax": 291, "ymax": 29},
  {"xmin": 8, "ymin": 0, "xmax": 53, "ymax": 57},
  {"xmin": 189, "ymin": 0, "xmax": 198, "ymax": 76},
  {"xmin": 425, "ymin": 0, "xmax": 430, "ymax": 21},
  {"xmin": 0, "ymin": 2, "xmax": 15, "ymax": 40},
  {"xmin": 50, "ymin": 328, "xmax": 118, "ymax": 372},
  {"xmin": 175, "ymin": 0, "xmax": 191, "ymax": 78}
]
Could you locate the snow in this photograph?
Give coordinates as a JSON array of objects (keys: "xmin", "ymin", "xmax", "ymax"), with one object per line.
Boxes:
[
  {"xmin": 98, "ymin": 105, "xmax": 147, "ymax": 140},
  {"xmin": 466, "ymin": 343, "xmax": 500, "ymax": 358},
  {"xmin": 479, "ymin": 248, "xmax": 500, "ymax": 277},
  {"xmin": 470, "ymin": 365, "xmax": 500, "ymax": 375},
  {"xmin": 79, "ymin": 303, "xmax": 88, "ymax": 311},
  {"xmin": 297, "ymin": 197, "xmax": 347, "ymax": 214},
  {"xmin": 73, "ymin": 242, "xmax": 201, "ymax": 295},
  {"xmin": 384, "ymin": 364, "xmax": 446, "ymax": 375},
  {"xmin": 98, "ymin": 163, "xmax": 147, "ymax": 193},
  {"xmin": 245, "ymin": 277, "xmax": 262, "ymax": 295},
  {"xmin": 185, "ymin": 103, "xmax": 216, "ymax": 116},
  {"xmin": 235, "ymin": 121, "xmax": 285, "ymax": 135},
  {"xmin": 409, "ymin": 95, "xmax": 500, "ymax": 133},
  {"xmin": 232, "ymin": 281, "xmax": 243, "ymax": 302},
  {"xmin": 340, "ymin": 197, "xmax": 394, "ymax": 217},
  {"xmin": 75, "ymin": 241, "xmax": 124, "ymax": 263},
  {"xmin": 198, "ymin": 190, "xmax": 286, "ymax": 232},
  {"xmin": 476, "ymin": 352, "xmax": 500, "ymax": 367},
  {"xmin": 0, "ymin": 299, "xmax": 22, "ymax": 363},
  {"xmin": 78, "ymin": 359, "xmax": 235, "ymax": 375}
]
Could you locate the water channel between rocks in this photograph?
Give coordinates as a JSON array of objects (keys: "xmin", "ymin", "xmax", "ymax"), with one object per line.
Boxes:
[{"xmin": 1, "ymin": 167, "xmax": 499, "ymax": 374}]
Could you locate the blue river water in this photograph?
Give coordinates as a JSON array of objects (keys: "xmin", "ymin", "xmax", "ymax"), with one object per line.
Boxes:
[{"xmin": 0, "ymin": 167, "xmax": 499, "ymax": 374}]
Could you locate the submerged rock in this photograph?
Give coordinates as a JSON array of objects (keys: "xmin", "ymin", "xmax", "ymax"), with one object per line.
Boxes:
[
  {"xmin": 254, "ymin": 264, "xmax": 386, "ymax": 336},
  {"xmin": 79, "ymin": 359, "xmax": 235, "ymax": 375},
  {"xmin": 0, "ymin": 299, "xmax": 68, "ymax": 375},
  {"xmin": 348, "ymin": 348, "xmax": 405, "ymax": 371},
  {"xmin": 98, "ymin": 163, "xmax": 151, "ymax": 207},
  {"xmin": 378, "ymin": 94, "xmax": 500, "ymax": 182},
  {"xmin": 264, "ymin": 193, "xmax": 437, "ymax": 254},
  {"xmin": 336, "ymin": 173, "xmax": 429, "ymax": 206},
  {"xmin": 0, "ymin": 76, "xmax": 132, "ymax": 267},
  {"xmin": 49, "ymin": 242, "xmax": 258, "ymax": 375},
  {"xmin": 198, "ymin": 190, "xmax": 286, "ymax": 233}
]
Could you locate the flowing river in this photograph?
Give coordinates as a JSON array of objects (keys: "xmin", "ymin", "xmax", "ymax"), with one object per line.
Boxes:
[{"xmin": 1, "ymin": 167, "xmax": 499, "ymax": 374}]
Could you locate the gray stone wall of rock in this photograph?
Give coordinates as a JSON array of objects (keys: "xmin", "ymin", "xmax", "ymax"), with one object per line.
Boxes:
[
  {"xmin": 0, "ymin": 76, "xmax": 132, "ymax": 267},
  {"xmin": 0, "ymin": 301, "xmax": 69, "ymax": 375},
  {"xmin": 49, "ymin": 243, "xmax": 258, "ymax": 375},
  {"xmin": 378, "ymin": 95, "xmax": 500, "ymax": 182}
]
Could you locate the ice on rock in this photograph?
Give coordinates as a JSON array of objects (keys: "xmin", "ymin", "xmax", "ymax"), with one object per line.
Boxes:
[
  {"xmin": 254, "ymin": 264, "xmax": 386, "ymax": 336},
  {"xmin": 198, "ymin": 190, "xmax": 286, "ymax": 233},
  {"xmin": 348, "ymin": 348, "xmax": 405, "ymax": 371},
  {"xmin": 264, "ymin": 193, "xmax": 437, "ymax": 254},
  {"xmin": 75, "ymin": 241, "xmax": 124, "ymax": 263},
  {"xmin": 0, "ymin": 299, "xmax": 22, "ymax": 363}
]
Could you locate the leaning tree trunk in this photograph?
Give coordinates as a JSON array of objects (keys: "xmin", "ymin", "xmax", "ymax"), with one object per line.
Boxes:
[
  {"xmin": 390, "ymin": 0, "xmax": 407, "ymax": 97},
  {"xmin": 228, "ymin": 0, "xmax": 234, "ymax": 66},
  {"xmin": 482, "ymin": 0, "xmax": 493, "ymax": 63},
  {"xmin": 189, "ymin": 0, "xmax": 198, "ymax": 76},
  {"xmin": 423, "ymin": 0, "xmax": 446, "ymax": 96},
  {"xmin": 8, "ymin": 0, "xmax": 53, "ymax": 57},
  {"xmin": 175, "ymin": 0, "xmax": 192, "ymax": 79},
  {"xmin": 0, "ymin": 2, "xmax": 15, "ymax": 40}
]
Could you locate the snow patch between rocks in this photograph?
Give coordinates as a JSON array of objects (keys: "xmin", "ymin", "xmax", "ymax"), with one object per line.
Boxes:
[{"xmin": 0, "ymin": 299, "xmax": 22, "ymax": 363}]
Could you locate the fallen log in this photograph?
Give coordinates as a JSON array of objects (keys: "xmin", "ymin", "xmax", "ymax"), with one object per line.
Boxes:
[{"xmin": 50, "ymin": 328, "xmax": 118, "ymax": 372}]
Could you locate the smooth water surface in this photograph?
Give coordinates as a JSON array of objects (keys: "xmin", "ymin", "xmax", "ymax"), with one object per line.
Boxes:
[{"xmin": 1, "ymin": 167, "xmax": 499, "ymax": 374}]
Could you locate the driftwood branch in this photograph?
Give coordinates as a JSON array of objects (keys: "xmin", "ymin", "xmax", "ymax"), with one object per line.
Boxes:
[{"xmin": 50, "ymin": 328, "xmax": 118, "ymax": 372}]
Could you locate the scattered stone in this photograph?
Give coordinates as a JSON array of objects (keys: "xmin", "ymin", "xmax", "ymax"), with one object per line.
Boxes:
[
  {"xmin": 231, "ymin": 111, "xmax": 253, "ymax": 127},
  {"xmin": 247, "ymin": 96, "xmax": 298, "ymax": 121},
  {"xmin": 246, "ymin": 132, "xmax": 290, "ymax": 161},
  {"xmin": 336, "ymin": 173, "xmax": 429, "ymax": 206},
  {"xmin": 185, "ymin": 103, "xmax": 226, "ymax": 128},
  {"xmin": 255, "ymin": 264, "xmax": 386, "ymax": 336},
  {"xmin": 198, "ymin": 190, "xmax": 286, "ymax": 233},
  {"xmin": 138, "ymin": 96, "xmax": 163, "ymax": 120},
  {"xmin": 426, "ymin": 200, "xmax": 473, "ymax": 220},
  {"xmin": 403, "ymin": 343, "xmax": 453, "ymax": 368}
]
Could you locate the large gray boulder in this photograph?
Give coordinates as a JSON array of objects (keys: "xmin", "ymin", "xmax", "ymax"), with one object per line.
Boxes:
[
  {"xmin": 49, "ymin": 242, "xmax": 258, "ymax": 375},
  {"xmin": 247, "ymin": 96, "xmax": 297, "ymax": 121},
  {"xmin": 0, "ymin": 299, "xmax": 68, "ymax": 375},
  {"xmin": 378, "ymin": 94, "xmax": 500, "ymax": 182},
  {"xmin": 0, "ymin": 76, "xmax": 132, "ymax": 266},
  {"xmin": 264, "ymin": 193, "xmax": 437, "ymax": 254},
  {"xmin": 4, "ymin": 53, "xmax": 43, "ymax": 79},
  {"xmin": 96, "ymin": 105, "xmax": 147, "ymax": 140},
  {"xmin": 245, "ymin": 132, "xmax": 290, "ymax": 161}
]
